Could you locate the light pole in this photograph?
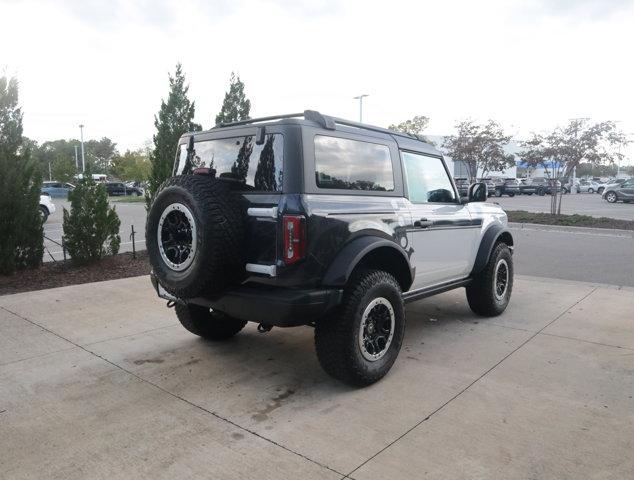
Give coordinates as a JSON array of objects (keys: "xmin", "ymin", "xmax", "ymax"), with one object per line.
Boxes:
[
  {"xmin": 353, "ymin": 94, "xmax": 369, "ymax": 123},
  {"xmin": 74, "ymin": 145, "xmax": 79, "ymax": 170},
  {"xmin": 79, "ymin": 124, "xmax": 86, "ymax": 174}
]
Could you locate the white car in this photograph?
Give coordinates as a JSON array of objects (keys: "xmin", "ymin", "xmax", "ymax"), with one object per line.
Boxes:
[
  {"xmin": 39, "ymin": 194, "xmax": 56, "ymax": 223},
  {"xmin": 577, "ymin": 181, "xmax": 599, "ymax": 193}
]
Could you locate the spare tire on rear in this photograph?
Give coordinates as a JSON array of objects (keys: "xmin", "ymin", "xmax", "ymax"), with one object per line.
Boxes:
[{"xmin": 146, "ymin": 175, "xmax": 246, "ymax": 298}]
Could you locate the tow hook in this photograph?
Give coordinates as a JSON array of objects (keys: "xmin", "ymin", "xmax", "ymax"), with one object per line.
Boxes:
[{"xmin": 257, "ymin": 323, "xmax": 273, "ymax": 333}]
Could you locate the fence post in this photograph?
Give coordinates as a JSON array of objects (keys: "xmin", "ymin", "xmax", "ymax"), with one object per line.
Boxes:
[{"xmin": 130, "ymin": 225, "xmax": 136, "ymax": 259}]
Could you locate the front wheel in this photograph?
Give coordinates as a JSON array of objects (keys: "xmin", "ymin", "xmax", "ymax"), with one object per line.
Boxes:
[
  {"xmin": 588, "ymin": 188, "xmax": 594, "ymax": 193},
  {"xmin": 605, "ymin": 191, "xmax": 618, "ymax": 203},
  {"xmin": 175, "ymin": 303, "xmax": 247, "ymax": 340},
  {"xmin": 466, "ymin": 243, "xmax": 513, "ymax": 317},
  {"xmin": 508, "ymin": 192, "xmax": 515, "ymax": 197},
  {"xmin": 495, "ymin": 189, "xmax": 502, "ymax": 197},
  {"xmin": 315, "ymin": 270, "xmax": 405, "ymax": 386}
]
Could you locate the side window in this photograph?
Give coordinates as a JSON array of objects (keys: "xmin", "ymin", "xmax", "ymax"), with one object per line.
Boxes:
[
  {"xmin": 401, "ymin": 151, "xmax": 456, "ymax": 203},
  {"xmin": 314, "ymin": 136, "xmax": 394, "ymax": 191}
]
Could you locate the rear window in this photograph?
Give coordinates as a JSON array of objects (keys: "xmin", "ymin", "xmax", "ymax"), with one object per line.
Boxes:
[
  {"xmin": 314, "ymin": 135, "xmax": 394, "ymax": 191},
  {"xmin": 175, "ymin": 134, "xmax": 283, "ymax": 192}
]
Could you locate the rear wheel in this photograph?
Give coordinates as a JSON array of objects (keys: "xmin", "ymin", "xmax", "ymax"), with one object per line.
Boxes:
[
  {"xmin": 466, "ymin": 243, "xmax": 513, "ymax": 317},
  {"xmin": 598, "ymin": 187, "xmax": 605, "ymax": 195},
  {"xmin": 605, "ymin": 191, "xmax": 618, "ymax": 203},
  {"xmin": 537, "ymin": 188, "xmax": 545, "ymax": 196},
  {"xmin": 508, "ymin": 192, "xmax": 515, "ymax": 197},
  {"xmin": 175, "ymin": 303, "xmax": 247, "ymax": 340},
  {"xmin": 588, "ymin": 188, "xmax": 594, "ymax": 193},
  {"xmin": 315, "ymin": 270, "xmax": 405, "ymax": 386}
]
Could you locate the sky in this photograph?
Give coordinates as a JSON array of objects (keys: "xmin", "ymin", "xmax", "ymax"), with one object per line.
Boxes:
[{"xmin": 2, "ymin": 0, "xmax": 634, "ymax": 164}]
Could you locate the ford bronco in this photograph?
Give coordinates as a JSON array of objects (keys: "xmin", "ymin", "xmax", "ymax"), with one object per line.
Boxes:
[{"xmin": 147, "ymin": 111, "xmax": 514, "ymax": 386}]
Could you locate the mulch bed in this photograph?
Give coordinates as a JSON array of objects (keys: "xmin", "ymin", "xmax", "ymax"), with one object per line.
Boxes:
[
  {"xmin": 0, "ymin": 251, "xmax": 151, "ymax": 296},
  {"xmin": 507, "ymin": 210, "xmax": 634, "ymax": 230}
]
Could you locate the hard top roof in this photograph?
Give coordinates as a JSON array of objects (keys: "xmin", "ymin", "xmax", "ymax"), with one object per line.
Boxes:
[{"xmin": 180, "ymin": 110, "xmax": 441, "ymax": 157}]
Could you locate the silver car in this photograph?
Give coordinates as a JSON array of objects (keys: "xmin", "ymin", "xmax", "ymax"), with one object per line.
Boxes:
[{"xmin": 602, "ymin": 180, "xmax": 634, "ymax": 203}]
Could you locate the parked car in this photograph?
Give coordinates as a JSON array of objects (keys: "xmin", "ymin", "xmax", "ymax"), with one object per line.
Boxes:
[
  {"xmin": 478, "ymin": 178, "xmax": 496, "ymax": 197},
  {"xmin": 453, "ymin": 177, "xmax": 470, "ymax": 197},
  {"xmin": 602, "ymin": 180, "xmax": 634, "ymax": 203},
  {"xmin": 577, "ymin": 180, "xmax": 599, "ymax": 193},
  {"xmin": 147, "ymin": 110, "xmax": 514, "ymax": 386},
  {"xmin": 105, "ymin": 182, "xmax": 143, "ymax": 196},
  {"xmin": 492, "ymin": 178, "xmax": 520, "ymax": 197},
  {"xmin": 39, "ymin": 194, "xmax": 56, "ymax": 223},
  {"xmin": 41, "ymin": 181, "xmax": 74, "ymax": 198},
  {"xmin": 522, "ymin": 178, "xmax": 561, "ymax": 196}
]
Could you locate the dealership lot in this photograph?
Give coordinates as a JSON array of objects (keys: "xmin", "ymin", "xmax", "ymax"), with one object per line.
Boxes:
[
  {"xmin": 494, "ymin": 192, "xmax": 634, "ymax": 221},
  {"xmin": 1, "ymin": 275, "xmax": 632, "ymax": 479}
]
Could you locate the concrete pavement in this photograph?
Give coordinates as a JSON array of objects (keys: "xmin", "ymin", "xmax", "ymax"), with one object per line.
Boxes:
[{"xmin": 1, "ymin": 275, "xmax": 633, "ymax": 479}]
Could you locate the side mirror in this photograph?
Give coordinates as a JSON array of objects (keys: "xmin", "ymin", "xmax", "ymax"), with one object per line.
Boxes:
[{"xmin": 466, "ymin": 182, "xmax": 487, "ymax": 203}]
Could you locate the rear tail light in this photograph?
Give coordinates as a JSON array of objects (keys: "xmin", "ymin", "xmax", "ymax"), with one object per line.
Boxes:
[{"xmin": 283, "ymin": 215, "xmax": 306, "ymax": 265}]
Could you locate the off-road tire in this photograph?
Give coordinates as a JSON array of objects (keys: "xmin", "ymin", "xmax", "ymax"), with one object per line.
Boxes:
[
  {"xmin": 175, "ymin": 303, "xmax": 247, "ymax": 340},
  {"xmin": 605, "ymin": 191, "xmax": 618, "ymax": 203},
  {"xmin": 315, "ymin": 269, "xmax": 405, "ymax": 386},
  {"xmin": 147, "ymin": 175, "xmax": 246, "ymax": 298},
  {"xmin": 466, "ymin": 242, "xmax": 513, "ymax": 317}
]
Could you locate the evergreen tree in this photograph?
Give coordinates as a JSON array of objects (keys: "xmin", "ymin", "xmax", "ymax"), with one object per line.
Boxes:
[
  {"xmin": 254, "ymin": 135, "xmax": 277, "ymax": 190},
  {"xmin": 147, "ymin": 63, "xmax": 201, "ymax": 207},
  {"xmin": 0, "ymin": 76, "xmax": 43, "ymax": 274},
  {"xmin": 215, "ymin": 72, "xmax": 251, "ymax": 125},
  {"xmin": 63, "ymin": 170, "xmax": 121, "ymax": 265}
]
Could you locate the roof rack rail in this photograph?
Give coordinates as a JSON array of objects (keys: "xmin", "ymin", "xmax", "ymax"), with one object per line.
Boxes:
[{"xmin": 213, "ymin": 110, "xmax": 421, "ymax": 141}]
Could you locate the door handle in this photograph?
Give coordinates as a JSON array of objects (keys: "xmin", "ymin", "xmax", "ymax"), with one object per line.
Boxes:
[{"xmin": 414, "ymin": 218, "xmax": 433, "ymax": 229}]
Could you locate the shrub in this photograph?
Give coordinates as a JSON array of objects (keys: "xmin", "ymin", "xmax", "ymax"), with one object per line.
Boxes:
[{"xmin": 63, "ymin": 178, "xmax": 121, "ymax": 264}]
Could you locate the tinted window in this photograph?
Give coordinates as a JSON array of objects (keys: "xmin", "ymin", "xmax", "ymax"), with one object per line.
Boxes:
[
  {"xmin": 402, "ymin": 151, "xmax": 456, "ymax": 203},
  {"xmin": 314, "ymin": 136, "xmax": 394, "ymax": 191},
  {"xmin": 176, "ymin": 134, "xmax": 283, "ymax": 192}
]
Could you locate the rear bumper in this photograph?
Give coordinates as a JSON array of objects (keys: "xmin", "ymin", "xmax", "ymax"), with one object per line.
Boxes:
[{"xmin": 150, "ymin": 273, "xmax": 343, "ymax": 327}]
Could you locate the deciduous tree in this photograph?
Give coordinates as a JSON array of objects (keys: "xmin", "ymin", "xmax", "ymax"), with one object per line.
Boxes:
[
  {"xmin": 519, "ymin": 118, "xmax": 628, "ymax": 214},
  {"xmin": 388, "ymin": 116, "xmax": 430, "ymax": 141},
  {"xmin": 443, "ymin": 119, "xmax": 515, "ymax": 181}
]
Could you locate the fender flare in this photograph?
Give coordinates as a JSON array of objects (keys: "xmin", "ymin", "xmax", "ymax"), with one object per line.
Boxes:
[
  {"xmin": 322, "ymin": 236, "xmax": 413, "ymax": 289},
  {"xmin": 470, "ymin": 225, "xmax": 514, "ymax": 276}
]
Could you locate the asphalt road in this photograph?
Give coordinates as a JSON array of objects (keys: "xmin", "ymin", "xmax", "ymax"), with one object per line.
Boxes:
[
  {"xmin": 494, "ymin": 192, "xmax": 634, "ymax": 220},
  {"xmin": 43, "ymin": 198, "xmax": 634, "ymax": 287},
  {"xmin": 509, "ymin": 225, "xmax": 634, "ymax": 287}
]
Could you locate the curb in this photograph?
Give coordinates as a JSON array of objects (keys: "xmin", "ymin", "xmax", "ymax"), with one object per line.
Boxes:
[{"xmin": 508, "ymin": 222, "xmax": 634, "ymax": 238}]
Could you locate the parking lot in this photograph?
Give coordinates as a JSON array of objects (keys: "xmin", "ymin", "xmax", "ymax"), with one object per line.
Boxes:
[
  {"xmin": 494, "ymin": 192, "xmax": 634, "ymax": 221},
  {"xmin": 1, "ymin": 274, "xmax": 633, "ymax": 479}
]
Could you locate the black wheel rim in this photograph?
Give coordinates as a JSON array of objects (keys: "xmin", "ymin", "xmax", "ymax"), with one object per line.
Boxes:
[
  {"xmin": 158, "ymin": 203, "xmax": 197, "ymax": 271},
  {"xmin": 494, "ymin": 259, "xmax": 509, "ymax": 301},
  {"xmin": 358, "ymin": 297, "xmax": 395, "ymax": 362}
]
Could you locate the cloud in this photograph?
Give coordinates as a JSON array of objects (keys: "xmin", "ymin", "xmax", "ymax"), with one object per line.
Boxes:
[{"xmin": 522, "ymin": 0, "xmax": 634, "ymax": 20}]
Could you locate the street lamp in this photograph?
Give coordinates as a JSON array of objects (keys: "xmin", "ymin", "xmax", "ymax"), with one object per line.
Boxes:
[
  {"xmin": 79, "ymin": 124, "xmax": 86, "ymax": 174},
  {"xmin": 353, "ymin": 94, "xmax": 369, "ymax": 123}
]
